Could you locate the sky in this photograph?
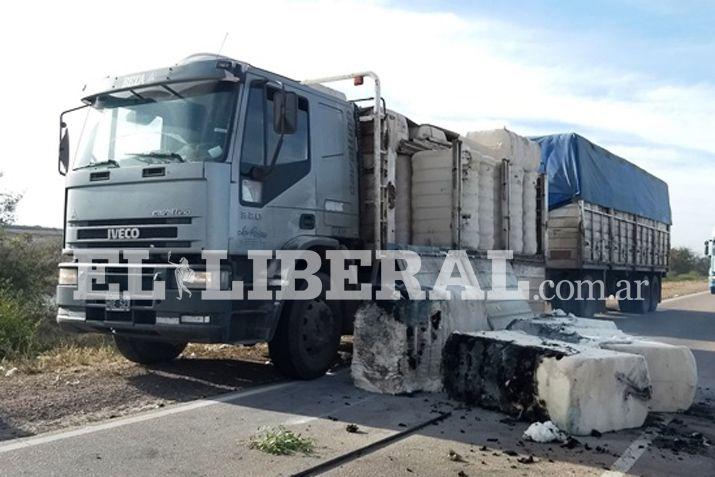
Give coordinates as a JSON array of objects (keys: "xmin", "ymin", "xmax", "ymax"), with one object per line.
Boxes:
[{"xmin": 0, "ymin": 0, "xmax": 713, "ymax": 251}]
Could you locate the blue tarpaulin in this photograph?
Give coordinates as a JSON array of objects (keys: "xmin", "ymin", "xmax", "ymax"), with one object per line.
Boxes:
[{"xmin": 532, "ymin": 133, "xmax": 672, "ymax": 224}]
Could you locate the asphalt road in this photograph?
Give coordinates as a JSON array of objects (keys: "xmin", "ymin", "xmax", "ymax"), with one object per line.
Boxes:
[{"xmin": 1, "ymin": 292, "xmax": 713, "ymax": 477}]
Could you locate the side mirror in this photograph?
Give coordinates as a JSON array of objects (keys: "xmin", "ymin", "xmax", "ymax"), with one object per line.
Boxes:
[
  {"xmin": 58, "ymin": 104, "xmax": 88, "ymax": 176},
  {"xmin": 58, "ymin": 122, "xmax": 70, "ymax": 176},
  {"xmin": 706, "ymin": 241, "xmax": 711, "ymax": 257},
  {"xmin": 273, "ymin": 91, "xmax": 298, "ymax": 134}
]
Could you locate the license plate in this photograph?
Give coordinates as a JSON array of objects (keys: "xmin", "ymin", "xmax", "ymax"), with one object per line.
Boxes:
[{"xmin": 106, "ymin": 296, "xmax": 131, "ymax": 312}]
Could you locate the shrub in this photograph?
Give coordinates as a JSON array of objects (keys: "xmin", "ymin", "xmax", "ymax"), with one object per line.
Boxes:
[
  {"xmin": 0, "ymin": 286, "xmax": 41, "ymax": 359},
  {"xmin": 0, "ymin": 232, "xmax": 62, "ymax": 297},
  {"xmin": 0, "ymin": 231, "xmax": 62, "ymax": 360}
]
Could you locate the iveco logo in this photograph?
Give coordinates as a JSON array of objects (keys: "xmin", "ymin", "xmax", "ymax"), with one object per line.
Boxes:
[{"xmin": 107, "ymin": 227, "xmax": 140, "ymax": 240}]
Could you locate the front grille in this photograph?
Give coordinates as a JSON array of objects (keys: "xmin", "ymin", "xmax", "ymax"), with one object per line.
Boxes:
[
  {"xmin": 69, "ymin": 216, "xmax": 194, "ymax": 249},
  {"xmin": 77, "ymin": 227, "xmax": 178, "ymax": 240}
]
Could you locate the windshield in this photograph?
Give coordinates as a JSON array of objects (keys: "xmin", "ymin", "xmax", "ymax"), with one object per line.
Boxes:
[{"xmin": 73, "ymin": 80, "xmax": 238, "ymax": 170}]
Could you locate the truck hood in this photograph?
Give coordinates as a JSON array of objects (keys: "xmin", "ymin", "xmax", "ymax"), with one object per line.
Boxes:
[{"xmin": 64, "ymin": 162, "xmax": 229, "ymax": 253}]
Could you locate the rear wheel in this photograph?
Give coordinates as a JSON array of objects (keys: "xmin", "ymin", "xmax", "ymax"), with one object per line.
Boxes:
[
  {"xmin": 114, "ymin": 336, "xmax": 187, "ymax": 364},
  {"xmin": 648, "ymin": 275, "xmax": 661, "ymax": 312},
  {"xmin": 627, "ymin": 275, "xmax": 652, "ymax": 314},
  {"xmin": 269, "ymin": 273, "xmax": 342, "ymax": 380}
]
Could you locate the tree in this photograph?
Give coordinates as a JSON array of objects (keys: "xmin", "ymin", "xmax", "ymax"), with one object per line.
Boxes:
[
  {"xmin": 0, "ymin": 172, "xmax": 22, "ymax": 225},
  {"xmin": 669, "ymin": 247, "xmax": 709, "ymax": 276}
]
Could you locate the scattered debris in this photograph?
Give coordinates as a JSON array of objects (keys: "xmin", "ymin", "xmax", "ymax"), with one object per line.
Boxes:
[
  {"xmin": 517, "ymin": 455, "xmax": 539, "ymax": 464},
  {"xmin": 448, "ymin": 449, "xmax": 466, "ymax": 462},
  {"xmin": 345, "ymin": 423, "xmax": 360, "ymax": 433},
  {"xmin": 590, "ymin": 429, "xmax": 602, "ymax": 438},
  {"xmin": 4, "ymin": 367, "xmax": 18, "ymax": 377},
  {"xmin": 653, "ymin": 423, "xmax": 712, "ymax": 455},
  {"xmin": 248, "ymin": 426, "xmax": 315, "ymax": 455},
  {"xmin": 523, "ymin": 421, "xmax": 567, "ymax": 443},
  {"xmin": 457, "ymin": 471, "xmax": 469, "ymax": 477},
  {"xmin": 561, "ymin": 437, "xmax": 581, "ymax": 449}
]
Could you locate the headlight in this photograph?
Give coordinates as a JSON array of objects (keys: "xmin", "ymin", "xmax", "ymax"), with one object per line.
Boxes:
[
  {"xmin": 183, "ymin": 270, "xmax": 231, "ymax": 289},
  {"xmin": 58, "ymin": 268, "xmax": 78, "ymax": 285}
]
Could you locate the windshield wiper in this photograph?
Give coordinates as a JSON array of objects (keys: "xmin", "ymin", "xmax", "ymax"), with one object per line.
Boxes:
[
  {"xmin": 127, "ymin": 151, "xmax": 186, "ymax": 163},
  {"xmin": 74, "ymin": 159, "xmax": 120, "ymax": 170}
]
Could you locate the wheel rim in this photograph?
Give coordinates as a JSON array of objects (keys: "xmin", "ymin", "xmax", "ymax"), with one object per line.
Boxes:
[{"xmin": 299, "ymin": 298, "xmax": 335, "ymax": 359}]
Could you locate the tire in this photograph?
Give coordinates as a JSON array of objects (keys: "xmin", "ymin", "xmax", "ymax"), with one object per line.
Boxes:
[
  {"xmin": 114, "ymin": 336, "xmax": 187, "ymax": 364},
  {"xmin": 618, "ymin": 298, "xmax": 633, "ymax": 313},
  {"xmin": 648, "ymin": 275, "xmax": 660, "ymax": 312},
  {"xmin": 269, "ymin": 273, "xmax": 342, "ymax": 380},
  {"xmin": 576, "ymin": 297, "xmax": 602, "ymax": 318},
  {"xmin": 628, "ymin": 275, "xmax": 652, "ymax": 314}
]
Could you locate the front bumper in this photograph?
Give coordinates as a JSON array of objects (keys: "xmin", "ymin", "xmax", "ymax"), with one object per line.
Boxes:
[{"xmin": 56, "ymin": 284, "xmax": 281, "ymax": 344}]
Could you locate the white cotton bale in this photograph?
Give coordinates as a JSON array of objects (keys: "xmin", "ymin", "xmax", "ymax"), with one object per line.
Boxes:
[
  {"xmin": 536, "ymin": 346, "xmax": 651, "ymax": 435},
  {"xmin": 601, "ymin": 340, "xmax": 697, "ymax": 412},
  {"xmin": 410, "ymin": 147, "xmax": 481, "ymax": 249},
  {"xmin": 443, "ymin": 330, "xmax": 651, "ymax": 435},
  {"xmin": 460, "ymin": 147, "xmax": 480, "ymax": 250},
  {"xmin": 411, "ymin": 149, "xmax": 453, "ymax": 246},
  {"xmin": 395, "ymin": 153, "xmax": 412, "ymax": 245},
  {"xmin": 465, "ymin": 129, "xmax": 542, "ymax": 254}
]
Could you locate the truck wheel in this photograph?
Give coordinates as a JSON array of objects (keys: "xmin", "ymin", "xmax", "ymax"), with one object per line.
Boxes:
[
  {"xmin": 648, "ymin": 275, "xmax": 660, "ymax": 312},
  {"xmin": 628, "ymin": 276, "xmax": 652, "ymax": 314},
  {"xmin": 618, "ymin": 298, "xmax": 633, "ymax": 313},
  {"xmin": 573, "ymin": 273, "xmax": 604, "ymax": 318},
  {"xmin": 114, "ymin": 336, "xmax": 187, "ymax": 364},
  {"xmin": 269, "ymin": 273, "xmax": 342, "ymax": 380}
]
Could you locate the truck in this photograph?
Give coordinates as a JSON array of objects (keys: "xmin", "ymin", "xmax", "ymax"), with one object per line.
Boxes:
[
  {"xmin": 55, "ymin": 54, "xmax": 547, "ymax": 379},
  {"xmin": 534, "ymin": 133, "xmax": 671, "ymax": 317},
  {"xmin": 706, "ymin": 235, "xmax": 715, "ymax": 294}
]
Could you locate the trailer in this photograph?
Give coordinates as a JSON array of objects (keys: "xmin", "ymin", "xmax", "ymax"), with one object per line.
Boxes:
[{"xmin": 534, "ymin": 133, "xmax": 671, "ymax": 316}]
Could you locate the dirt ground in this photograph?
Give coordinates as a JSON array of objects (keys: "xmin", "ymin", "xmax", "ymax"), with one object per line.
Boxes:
[
  {"xmin": 661, "ymin": 279, "xmax": 709, "ymax": 300},
  {"xmin": 0, "ymin": 341, "xmax": 352, "ymax": 442}
]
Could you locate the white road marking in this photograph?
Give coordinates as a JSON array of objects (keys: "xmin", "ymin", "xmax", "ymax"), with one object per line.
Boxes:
[
  {"xmin": 147, "ymin": 369, "xmax": 241, "ymax": 391},
  {"xmin": 0, "ymin": 380, "xmax": 294, "ymax": 454},
  {"xmin": 661, "ymin": 290, "xmax": 710, "ymax": 304},
  {"xmin": 600, "ymin": 416, "xmax": 673, "ymax": 476}
]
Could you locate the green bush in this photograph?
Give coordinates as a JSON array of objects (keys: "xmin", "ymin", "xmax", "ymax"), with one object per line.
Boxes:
[
  {"xmin": 0, "ymin": 231, "xmax": 62, "ymax": 359},
  {"xmin": 0, "ymin": 286, "xmax": 41, "ymax": 359},
  {"xmin": 0, "ymin": 232, "xmax": 62, "ymax": 297}
]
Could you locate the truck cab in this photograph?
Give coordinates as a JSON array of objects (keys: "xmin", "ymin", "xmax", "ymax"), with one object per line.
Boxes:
[{"xmin": 56, "ymin": 54, "xmax": 359, "ymax": 378}]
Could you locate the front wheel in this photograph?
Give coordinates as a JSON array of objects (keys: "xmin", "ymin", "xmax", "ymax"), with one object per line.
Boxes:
[
  {"xmin": 114, "ymin": 336, "xmax": 187, "ymax": 364},
  {"xmin": 269, "ymin": 273, "xmax": 342, "ymax": 380}
]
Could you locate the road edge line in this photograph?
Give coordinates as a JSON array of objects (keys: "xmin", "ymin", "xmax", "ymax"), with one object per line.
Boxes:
[
  {"xmin": 661, "ymin": 290, "xmax": 709, "ymax": 304},
  {"xmin": 0, "ymin": 379, "xmax": 293, "ymax": 454},
  {"xmin": 600, "ymin": 415, "xmax": 673, "ymax": 476}
]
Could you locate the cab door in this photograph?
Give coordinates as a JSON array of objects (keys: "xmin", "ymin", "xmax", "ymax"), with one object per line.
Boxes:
[{"xmin": 232, "ymin": 75, "xmax": 316, "ymax": 252}]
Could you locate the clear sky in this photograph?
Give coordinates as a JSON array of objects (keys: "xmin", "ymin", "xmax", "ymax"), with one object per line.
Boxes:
[{"xmin": 0, "ymin": 0, "xmax": 713, "ymax": 251}]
